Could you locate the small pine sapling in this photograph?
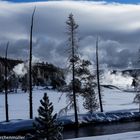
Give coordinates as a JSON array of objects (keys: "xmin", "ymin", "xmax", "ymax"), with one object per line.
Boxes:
[{"xmin": 33, "ymin": 93, "xmax": 63, "ymax": 140}]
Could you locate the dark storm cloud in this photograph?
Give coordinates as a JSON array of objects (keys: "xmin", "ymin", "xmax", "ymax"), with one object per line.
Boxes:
[{"xmin": 0, "ymin": 1, "xmax": 140, "ymax": 68}]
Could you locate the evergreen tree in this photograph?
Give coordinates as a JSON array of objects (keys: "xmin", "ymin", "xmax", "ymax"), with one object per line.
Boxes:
[
  {"xmin": 66, "ymin": 13, "xmax": 79, "ymax": 126},
  {"xmin": 82, "ymin": 75, "xmax": 98, "ymax": 114},
  {"xmin": 60, "ymin": 58, "xmax": 98, "ymax": 115},
  {"xmin": 61, "ymin": 13, "xmax": 98, "ymax": 122},
  {"xmin": 33, "ymin": 93, "xmax": 63, "ymax": 140},
  {"xmin": 77, "ymin": 59, "xmax": 98, "ymax": 114}
]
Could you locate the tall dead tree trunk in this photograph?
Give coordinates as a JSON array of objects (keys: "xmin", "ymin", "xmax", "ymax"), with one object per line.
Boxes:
[
  {"xmin": 5, "ymin": 42, "xmax": 9, "ymax": 122},
  {"xmin": 66, "ymin": 14, "xmax": 79, "ymax": 127},
  {"xmin": 96, "ymin": 37, "xmax": 103, "ymax": 112},
  {"xmin": 29, "ymin": 7, "xmax": 36, "ymax": 119},
  {"xmin": 71, "ymin": 24, "xmax": 78, "ymax": 127}
]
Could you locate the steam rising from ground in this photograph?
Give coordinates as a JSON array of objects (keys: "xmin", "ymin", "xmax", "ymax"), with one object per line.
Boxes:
[
  {"xmin": 13, "ymin": 56, "xmax": 40, "ymax": 77},
  {"xmin": 103, "ymin": 70, "xmax": 133, "ymax": 89},
  {"xmin": 13, "ymin": 55, "xmax": 134, "ymax": 89},
  {"xmin": 13, "ymin": 63, "xmax": 28, "ymax": 77}
]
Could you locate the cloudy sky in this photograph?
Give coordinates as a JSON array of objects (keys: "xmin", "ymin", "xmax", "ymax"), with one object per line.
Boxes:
[{"xmin": 0, "ymin": 0, "xmax": 140, "ymax": 69}]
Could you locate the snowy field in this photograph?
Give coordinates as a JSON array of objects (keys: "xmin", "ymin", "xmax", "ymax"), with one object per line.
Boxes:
[
  {"xmin": 68, "ymin": 131, "xmax": 140, "ymax": 140},
  {"xmin": 0, "ymin": 87, "xmax": 138, "ymax": 122}
]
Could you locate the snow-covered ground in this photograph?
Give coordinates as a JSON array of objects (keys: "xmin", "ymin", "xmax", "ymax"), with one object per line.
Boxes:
[
  {"xmin": 0, "ymin": 87, "xmax": 138, "ymax": 122},
  {"xmin": 102, "ymin": 88, "xmax": 137, "ymax": 112},
  {"xmin": 68, "ymin": 131, "xmax": 140, "ymax": 140}
]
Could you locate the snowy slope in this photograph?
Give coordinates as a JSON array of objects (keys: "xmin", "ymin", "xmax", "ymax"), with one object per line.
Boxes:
[
  {"xmin": 0, "ymin": 119, "xmax": 33, "ymax": 133},
  {"xmin": 67, "ymin": 131, "xmax": 140, "ymax": 140},
  {"xmin": 0, "ymin": 87, "xmax": 138, "ymax": 122},
  {"xmin": 0, "ymin": 87, "xmax": 140, "ymax": 135}
]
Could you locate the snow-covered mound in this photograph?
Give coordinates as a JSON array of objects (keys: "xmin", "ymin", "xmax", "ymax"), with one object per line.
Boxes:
[
  {"xmin": 0, "ymin": 119, "xmax": 34, "ymax": 133},
  {"xmin": 0, "ymin": 111, "xmax": 140, "ymax": 134},
  {"xmin": 58, "ymin": 111, "xmax": 140, "ymax": 125}
]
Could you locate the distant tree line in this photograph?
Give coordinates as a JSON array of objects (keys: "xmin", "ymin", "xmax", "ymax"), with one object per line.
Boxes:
[
  {"xmin": 0, "ymin": 57, "xmax": 66, "ymax": 93},
  {"xmin": 0, "ymin": 57, "xmax": 22, "ymax": 92}
]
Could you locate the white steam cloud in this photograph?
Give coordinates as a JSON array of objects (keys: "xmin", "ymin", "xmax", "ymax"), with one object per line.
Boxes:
[
  {"xmin": 13, "ymin": 63, "xmax": 27, "ymax": 77},
  {"xmin": 13, "ymin": 63, "xmax": 28, "ymax": 77},
  {"xmin": 13, "ymin": 55, "xmax": 40, "ymax": 77},
  {"xmin": 103, "ymin": 70, "xmax": 133, "ymax": 89}
]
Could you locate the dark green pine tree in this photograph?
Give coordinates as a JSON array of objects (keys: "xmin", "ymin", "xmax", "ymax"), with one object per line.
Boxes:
[
  {"xmin": 82, "ymin": 75, "xmax": 99, "ymax": 114},
  {"xmin": 33, "ymin": 93, "xmax": 63, "ymax": 140},
  {"xmin": 59, "ymin": 58, "xmax": 98, "ymax": 116},
  {"xmin": 78, "ymin": 59, "xmax": 99, "ymax": 114}
]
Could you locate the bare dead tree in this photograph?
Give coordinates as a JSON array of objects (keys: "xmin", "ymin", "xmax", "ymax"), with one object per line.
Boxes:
[
  {"xmin": 96, "ymin": 37, "xmax": 103, "ymax": 112},
  {"xmin": 29, "ymin": 7, "xmax": 36, "ymax": 119},
  {"xmin": 5, "ymin": 42, "xmax": 9, "ymax": 122}
]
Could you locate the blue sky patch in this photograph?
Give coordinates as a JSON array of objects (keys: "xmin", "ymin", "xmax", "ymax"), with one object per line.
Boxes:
[{"xmin": 3, "ymin": 0, "xmax": 140, "ymax": 4}]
